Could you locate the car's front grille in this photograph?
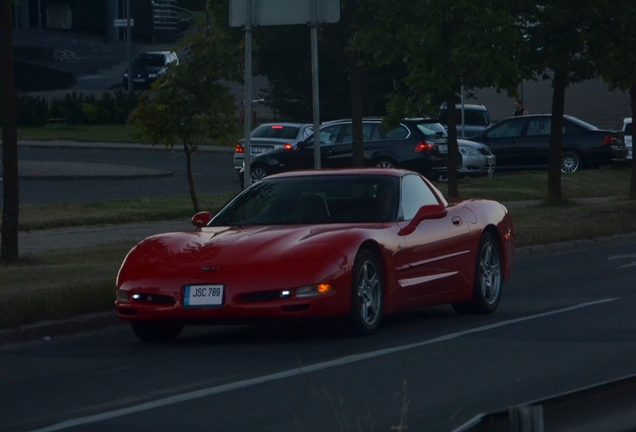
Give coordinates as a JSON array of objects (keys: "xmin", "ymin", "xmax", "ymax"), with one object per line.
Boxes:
[{"xmin": 131, "ymin": 294, "xmax": 175, "ymax": 305}]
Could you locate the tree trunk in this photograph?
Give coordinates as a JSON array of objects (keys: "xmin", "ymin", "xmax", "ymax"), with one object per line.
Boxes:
[
  {"xmin": 630, "ymin": 87, "xmax": 636, "ymax": 200},
  {"xmin": 445, "ymin": 94, "xmax": 459, "ymax": 198},
  {"xmin": 183, "ymin": 141, "xmax": 199, "ymax": 213},
  {"xmin": 1, "ymin": 2, "xmax": 20, "ymax": 263},
  {"xmin": 548, "ymin": 72, "xmax": 567, "ymax": 204},
  {"xmin": 349, "ymin": 48, "xmax": 364, "ymax": 168}
]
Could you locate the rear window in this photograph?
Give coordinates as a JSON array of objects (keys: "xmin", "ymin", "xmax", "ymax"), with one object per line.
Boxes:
[
  {"xmin": 565, "ymin": 116, "xmax": 598, "ymax": 130},
  {"xmin": 251, "ymin": 125, "xmax": 300, "ymax": 139},
  {"xmin": 417, "ymin": 122, "xmax": 447, "ymax": 136}
]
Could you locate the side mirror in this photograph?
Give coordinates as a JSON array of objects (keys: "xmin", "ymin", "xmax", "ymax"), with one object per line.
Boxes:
[
  {"xmin": 398, "ymin": 204, "xmax": 447, "ymax": 236},
  {"xmin": 192, "ymin": 211, "xmax": 214, "ymax": 228}
]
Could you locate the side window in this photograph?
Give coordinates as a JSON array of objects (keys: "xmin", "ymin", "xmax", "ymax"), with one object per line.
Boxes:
[
  {"xmin": 306, "ymin": 124, "xmax": 343, "ymax": 145},
  {"xmin": 363, "ymin": 123, "xmax": 378, "ymax": 140},
  {"xmin": 526, "ymin": 118, "xmax": 551, "ymax": 136},
  {"xmin": 626, "ymin": 122, "xmax": 632, "ymax": 136},
  {"xmin": 383, "ymin": 125, "xmax": 409, "ymax": 140},
  {"xmin": 486, "ymin": 118, "xmax": 525, "ymax": 138},
  {"xmin": 340, "ymin": 124, "xmax": 353, "ymax": 143},
  {"xmin": 400, "ymin": 174, "xmax": 440, "ymax": 220}
]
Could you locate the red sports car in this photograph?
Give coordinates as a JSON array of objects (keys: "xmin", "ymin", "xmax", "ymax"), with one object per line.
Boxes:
[{"xmin": 116, "ymin": 168, "xmax": 515, "ymax": 341}]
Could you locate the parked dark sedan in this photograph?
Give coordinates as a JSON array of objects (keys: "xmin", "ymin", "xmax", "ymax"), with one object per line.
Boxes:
[
  {"xmin": 469, "ymin": 114, "xmax": 627, "ymax": 173},
  {"xmin": 122, "ymin": 51, "xmax": 179, "ymax": 90},
  {"xmin": 241, "ymin": 118, "xmax": 457, "ymax": 186}
]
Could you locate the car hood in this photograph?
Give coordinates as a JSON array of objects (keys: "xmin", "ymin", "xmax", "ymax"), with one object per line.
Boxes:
[{"xmin": 123, "ymin": 224, "xmax": 354, "ymax": 268}]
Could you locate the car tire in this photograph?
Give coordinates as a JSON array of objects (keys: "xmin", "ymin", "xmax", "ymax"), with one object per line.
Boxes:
[
  {"xmin": 131, "ymin": 321, "xmax": 183, "ymax": 342},
  {"xmin": 561, "ymin": 150, "xmax": 582, "ymax": 174},
  {"xmin": 452, "ymin": 232, "xmax": 502, "ymax": 315},
  {"xmin": 250, "ymin": 165, "xmax": 270, "ymax": 183},
  {"xmin": 348, "ymin": 249, "xmax": 383, "ymax": 335},
  {"xmin": 373, "ymin": 158, "xmax": 396, "ymax": 169}
]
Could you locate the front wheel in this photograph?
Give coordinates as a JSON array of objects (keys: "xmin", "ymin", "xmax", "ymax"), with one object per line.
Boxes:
[
  {"xmin": 452, "ymin": 232, "xmax": 502, "ymax": 315},
  {"xmin": 250, "ymin": 165, "xmax": 270, "ymax": 184},
  {"xmin": 131, "ymin": 321, "xmax": 183, "ymax": 342},
  {"xmin": 348, "ymin": 249, "xmax": 383, "ymax": 335},
  {"xmin": 561, "ymin": 150, "xmax": 582, "ymax": 173}
]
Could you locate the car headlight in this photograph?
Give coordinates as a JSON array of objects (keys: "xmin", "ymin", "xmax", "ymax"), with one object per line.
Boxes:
[
  {"xmin": 459, "ymin": 147, "xmax": 479, "ymax": 155},
  {"xmin": 123, "ymin": 72, "xmax": 128, "ymax": 78},
  {"xmin": 296, "ymin": 284, "xmax": 334, "ymax": 298}
]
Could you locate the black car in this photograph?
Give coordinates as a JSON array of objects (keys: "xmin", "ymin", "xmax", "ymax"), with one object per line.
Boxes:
[
  {"xmin": 469, "ymin": 114, "xmax": 627, "ymax": 173},
  {"xmin": 122, "ymin": 51, "xmax": 179, "ymax": 90},
  {"xmin": 241, "ymin": 118, "xmax": 456, "ymax": 186}
]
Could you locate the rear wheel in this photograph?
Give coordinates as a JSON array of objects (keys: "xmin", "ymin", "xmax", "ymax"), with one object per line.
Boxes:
[
  {"xmin": 561, "ymin": 150, "xmax": 582, "ymax": 173},
  {"xmin": 131, "ymin": 321, "xmax": 183, "ymax": 342},
  {"xmin": 452, "ymin": 232, "xmax": 502, "ymax": 315},
  {"xmin": 348, "ymin": 249, "xmax": 383, "ymax": 335}
]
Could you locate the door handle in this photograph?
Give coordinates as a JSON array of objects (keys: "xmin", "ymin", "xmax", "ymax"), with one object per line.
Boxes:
[{"xmin": 451, "ymin": 216, "xmax": 463, "ymax": 226}]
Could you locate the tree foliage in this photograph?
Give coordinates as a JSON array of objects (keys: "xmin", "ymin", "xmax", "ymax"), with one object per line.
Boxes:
[{"xmin": 128, "ymin": 30, "xmax": 242, "ymax": 213}]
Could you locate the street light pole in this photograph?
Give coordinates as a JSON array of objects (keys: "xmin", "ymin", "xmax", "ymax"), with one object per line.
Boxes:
[{"xmin": 126, "ymin": 0, "xmax": 132, "ymax": 92}]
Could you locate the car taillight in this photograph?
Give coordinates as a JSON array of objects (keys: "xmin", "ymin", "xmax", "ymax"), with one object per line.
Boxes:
[
  {"xmin": 284, "ymin": 143, "xmax": 293, "ymax": 150},
  {"xmin": 415, "ymin": 142, "xmax": 435, "ymax": 152},
  {"xmin": 235, "ymin": 143, "xmax": 244, "ymax": 153},
  {"xmin": 603, "ymin": 135, "xmax": 617, "ymax": 145}
]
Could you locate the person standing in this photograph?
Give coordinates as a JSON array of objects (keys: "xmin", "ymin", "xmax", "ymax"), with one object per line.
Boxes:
[{"xmin": 513, "ymin": 99, "xmax": 530, "ymax": 116}]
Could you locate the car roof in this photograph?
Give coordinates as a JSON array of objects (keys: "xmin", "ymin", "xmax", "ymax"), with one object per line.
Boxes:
[
  {"xmin": 256, "ymin": 122, "xmax": 312, "ymax": 127},
  {"xmin": 264, "ymin": 168, "xmax": 409, "ymax": 180},
  {"xmin": 321, "ymin": 117, "xmax": 434, "ymax": 126}
]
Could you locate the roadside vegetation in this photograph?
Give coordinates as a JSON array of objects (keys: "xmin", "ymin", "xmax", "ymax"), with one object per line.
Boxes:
[
  {"xmin": 10, "ymin": 124, "xmax": 238, "ymax": 147},
  {"xmin": 1, "ymin": 166, "xmax": 635, "ymax": 331}
]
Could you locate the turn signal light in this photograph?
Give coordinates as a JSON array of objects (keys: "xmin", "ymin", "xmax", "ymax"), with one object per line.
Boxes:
[
  {"xmin": 415, "ymin": 142, "xmax": 435, "ymax": 152},
  {"xmin": 284, "ymin": 143, "xmax": 293, "ymax": 150}
]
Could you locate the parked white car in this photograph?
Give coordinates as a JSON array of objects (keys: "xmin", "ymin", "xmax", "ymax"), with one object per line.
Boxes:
[{"xmin": 620, "ymin": 117, "xmax": 632, "ymax": 161}]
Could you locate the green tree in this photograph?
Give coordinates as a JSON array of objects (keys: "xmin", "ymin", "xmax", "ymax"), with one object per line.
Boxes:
[
  {"xmin": 355, "ymin": 0, "xmax": 523, "ymax": 197},
  {"xmin": 519, "ymin": 0, "xmax": 606, "ymax": 203},
  {"xmin": 128, "ymin": 30, "xmax": 242, "ymax": 213},
  {"xmin": 1, "ymin": 0, "xmax": 19, "ymax": 262},
  {"xmin": 595, "ymin": 1, "xmax": 636, "ymax": 200}
]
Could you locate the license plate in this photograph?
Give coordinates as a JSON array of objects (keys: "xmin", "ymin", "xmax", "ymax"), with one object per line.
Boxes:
[
  {"xmin": 438, "ymin": 144, "xmax": 448, "ymax": 153},
  {"xmin": 184, "ymin": 284, "xmax": 223, "ymax": 307},
  {"xmin": 133, "ymin": 78, "xmax": 145, "ymax": 82}
]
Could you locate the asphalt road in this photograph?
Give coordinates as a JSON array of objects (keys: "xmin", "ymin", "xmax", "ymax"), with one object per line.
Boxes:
[
  {"xmin": 1, "ymin": 242, "xmax": 636, "ymax": 432},
  {"xmin": 1, "ymin": 143, "xmax": 241, "ymax": 205}
]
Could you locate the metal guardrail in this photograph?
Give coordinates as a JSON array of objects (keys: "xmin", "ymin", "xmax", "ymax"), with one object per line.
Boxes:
[{"xmin": 452, "ymin": 373, "xmax": 636, "ymax": 432}]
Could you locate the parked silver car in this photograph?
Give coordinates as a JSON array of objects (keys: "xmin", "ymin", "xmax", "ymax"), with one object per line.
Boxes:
[
  {"xmin": 458, "ymin": 139, "xmax": 496, "ymax": 177},
  {"xmin": 233, "ymin": 123, "xmax": 314, "ymax": 175}
]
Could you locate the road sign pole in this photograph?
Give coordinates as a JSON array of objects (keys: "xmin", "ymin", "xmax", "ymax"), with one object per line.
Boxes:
[
  {"xmin": 243, "ymin": 0, "xmax": 253, "ymax": 188},
  {"xmin": 310, "ymin": 0, "xmax": 320, "ymax": 169},
  {"xmin": 126, "ymin": 0, "xmax": 132, "ymax": 92}
]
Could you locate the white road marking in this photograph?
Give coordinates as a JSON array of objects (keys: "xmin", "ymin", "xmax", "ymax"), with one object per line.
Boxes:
[
  {"xmin": 30, "ymin": 298, "xmax": 618, "ymax": 432},
  {"xmin": 608, "ymin": 254, "xmax": 636, "ymax": 268}
]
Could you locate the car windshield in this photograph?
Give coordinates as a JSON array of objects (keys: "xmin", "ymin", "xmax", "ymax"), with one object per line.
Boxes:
[
  {"xmin": 210, "ymin": 175, "xmax": 400, "ymax": 226},
  {"xmin": 132, "ymin": 53, "xmax": 166, "ymax": 68},
  {"xmin": 251, "ymin": 125, "xmax": 302, "ymax": 139}
]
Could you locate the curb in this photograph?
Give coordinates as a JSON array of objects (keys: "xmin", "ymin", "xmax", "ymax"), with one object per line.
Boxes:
[{"xmin": 0, "ymin": 312, "xmax": 124, "ymax": 347}]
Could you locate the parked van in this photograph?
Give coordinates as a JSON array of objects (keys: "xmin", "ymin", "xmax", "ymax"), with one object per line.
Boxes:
[{"xmin": 438, "ymin": 104, "xmax": 492, "ymax": 138}]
